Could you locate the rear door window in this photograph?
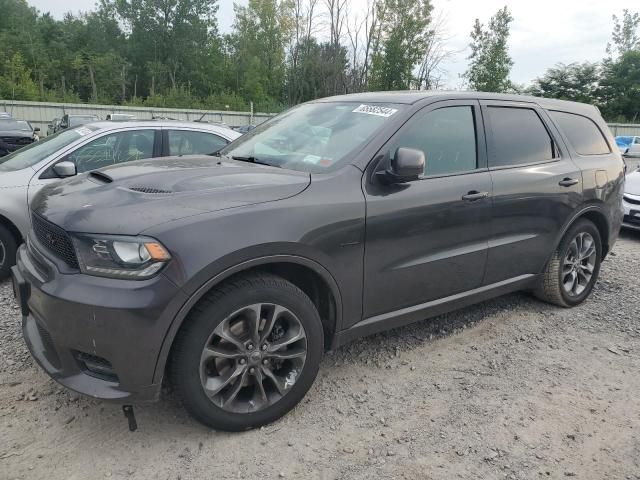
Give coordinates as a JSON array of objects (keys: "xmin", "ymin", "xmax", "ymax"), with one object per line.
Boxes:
[
  {"xmin": 487, "ymin": 107, "xmax": 556, "ymax": 167},
  {"xmin": 168, "ymin": 130, "xmax": 228, "ymax": 156},
  {"xmin": 548, "ymin": 110, "xmax": 610, "ymax": 155}
]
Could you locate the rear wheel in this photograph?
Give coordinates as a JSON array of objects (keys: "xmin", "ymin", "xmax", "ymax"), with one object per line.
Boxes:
[
  {"xmin": 535, "ymin": 219, "xmax": 602, "ymax": 307},
  {"xmin": 0, "ymin": 224, "xmax": 17, "ymax": 280},
  {"xmin": 170, "ymin": 273, "xmax": 324, "ymax": 431}
]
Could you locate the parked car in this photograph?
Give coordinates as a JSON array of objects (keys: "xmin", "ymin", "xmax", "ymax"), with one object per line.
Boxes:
[
  {"xmin": 622, "ymin": 167, "xmax": 640, "ymax": 230},
  {"xmin": 0, "ymin": 121, "xmax": 240, "ymax": 278},
  {"xmin": 47, "ymin": 118, "xmax": 61, "ymax": 136},
  {"xmin": 0, "ymin": 119, "xmax": 39, "ymax": 156},
  {"xmin": 59, "ymin": 114, "xmax": 101, "ymax": 130},
  {"xmin": 626, "ymin": 137, "xmax": 640, "ymax": 157},
  {"xmin": 11, "ymin": 92, "xmax": 624, "ymax": 432},
  {"xmin": 106, "ymin": 113, "xmax": 136, "ymax": 121},
  {"xmin": 0, "ymin": 112, "xmax": 12, "ymax": 118}
]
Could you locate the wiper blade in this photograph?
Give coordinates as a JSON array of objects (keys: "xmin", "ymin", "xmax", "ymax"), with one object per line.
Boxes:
[{"xmin": 231, "ymin": 155, "xmax": 279, "ymax": 167}]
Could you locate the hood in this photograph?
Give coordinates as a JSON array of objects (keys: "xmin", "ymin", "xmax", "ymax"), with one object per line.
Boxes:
[
  {"xmin": 32, "ymin": 156, "xmax": 310, "ymax": 235},
  {"xmin": 626, "ymin": 170, "xmax": 640, "ymax": 196}
]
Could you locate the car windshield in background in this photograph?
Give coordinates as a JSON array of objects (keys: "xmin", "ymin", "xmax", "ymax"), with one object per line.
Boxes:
[
  {"xmin": 220, "ymin": 102, "xmax": 405, "ymax": 173},
  {"xmin": 0, "ymin": 126, "xmax": 97, "ymax": 172},
  {"xmin": 0, "ymin": 119, "xmax": 32, "ymax": 131},
  {"xmin": 616, "ymin": 136, "xmax": 633, "ymax": 147},
  {"xmin": 69, "ymin": 116, "xmax": 99, "ymax": 127}
]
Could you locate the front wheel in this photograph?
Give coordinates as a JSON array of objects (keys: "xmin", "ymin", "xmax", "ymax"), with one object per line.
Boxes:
[
  {"xmin": 535, "ymin": 219, "xmax": 602, "ymax": 307},
  {"xmin": 0, "ymin": 224, "xmax": 17, "ymax": 280},
  {"xmin": 170, "ymin": 274, "xmax": 324, "ymax": 431}
]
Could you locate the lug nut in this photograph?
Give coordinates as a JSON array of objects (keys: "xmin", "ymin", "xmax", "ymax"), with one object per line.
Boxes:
[
  {"xmin": 239, "ymin": 358, "xmax": 246, "ymax": 365},
  {"xmin": 263, "ymin": 359, "xmax": 269, "ymax": 365},
  {"xmin": 249, "ymin": 367, "xmax": 255, "ymax": 374},
  {"xmin": 247, "ymin": 343, "xmax": 254, "ymax": 350},
  {"xmin": 261, "ymin": 344, "xmax": 268, "ymax": 351}
]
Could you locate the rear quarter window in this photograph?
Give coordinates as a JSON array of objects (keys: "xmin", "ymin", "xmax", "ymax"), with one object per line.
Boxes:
[{"xmin": 548, "ymin": 110, "xmax": 610, "ymax": 156}]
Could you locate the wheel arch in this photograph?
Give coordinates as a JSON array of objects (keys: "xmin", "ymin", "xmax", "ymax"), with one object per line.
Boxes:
[
  {"xmin": 153, "ymin": 255, "xmax": 343, "ymax": 384},
  {"xmin": 0, "ymin": 213, "xmax": 23, "ymax": 245},
  {"xmin": 548, "ymin": 205, "xmax": 611, "ymax": 267}
]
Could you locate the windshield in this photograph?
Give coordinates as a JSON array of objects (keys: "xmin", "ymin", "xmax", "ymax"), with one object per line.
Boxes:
[
  {"xmin": 0, "ymin": 119, "xmax": 32, "ymax": 131},
  {"xmin": 69, "ymin": 116, "xmax": 99, "ymax": 127},
  {"xmin": 0, "ymin": 126, "xmax": 97, "ymax": 172},
  {"xmin": 220, "ymin": 102, "xmax": 405, "ymax": 173}
]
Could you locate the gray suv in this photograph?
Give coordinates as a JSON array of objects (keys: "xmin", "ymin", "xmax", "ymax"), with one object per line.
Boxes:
[
  {"xmin": 0, "ymin": 121, "xmax": 240, "ymax": 278},
  {"xmin": 12, "ymin": 92, "xmax": 624, "ymax": 431}
]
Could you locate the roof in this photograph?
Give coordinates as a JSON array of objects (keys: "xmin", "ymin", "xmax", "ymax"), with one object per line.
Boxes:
[
  {"xmin": 315, "ymin": 90, "xmax": 598, "ymax": 115},
  {"xmin": 84, "ymin": 120, "xmax": 240, "ymax": 138}
]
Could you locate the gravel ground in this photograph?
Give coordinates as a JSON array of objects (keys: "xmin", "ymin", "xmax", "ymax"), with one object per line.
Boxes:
[{"xmin": 1, "ymin": 230, "xmax": 639, "ymax": 480}]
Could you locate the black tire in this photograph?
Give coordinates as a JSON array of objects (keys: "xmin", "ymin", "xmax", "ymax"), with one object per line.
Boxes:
[
  {"xmin": 170, "ymin": 273, "xmax": 324, "ymax": 431},
  {"xmin": 0, "ymin": 224, "xmax": 18, "ymax": 280},
  {"xmin": 535, "ymin": 219, "xmax": 602, "ymax": 307}
]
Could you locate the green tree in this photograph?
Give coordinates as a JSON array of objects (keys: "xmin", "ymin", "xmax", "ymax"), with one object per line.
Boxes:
[
  {"xmin": 463, "ymin": 6, "xmax": 513, "ymax": 92},
  {"xmin": 607, "ymin": 9, "xmax": 640, "ymax": 59},
  {"xmin": 528, "ymin": 62, "xmax": 601, "ymax": 104},
  {"xmin": 0, "ymin": 52, "xmax": 39, "ymax": 100},
  {"xmin": 368, "ymin": 0, "xmax": 433, "ymax": 91},
  {"xmin": 599, "ymin": 50, "xmax": 640, "ymax": 122}
]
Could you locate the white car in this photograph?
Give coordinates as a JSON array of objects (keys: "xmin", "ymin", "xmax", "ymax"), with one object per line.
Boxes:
[
  {"xmin": 0, "ymin": 120, "xmax": 240, "ymax": 277},
  {"xmin": 623, "ymin": 168, "xmax": 640, "ymax": 230}
]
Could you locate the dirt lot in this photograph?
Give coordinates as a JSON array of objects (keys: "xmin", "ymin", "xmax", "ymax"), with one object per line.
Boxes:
[{"xmin": 1, "ymin": 231, "xmax": 639, "ymax": 480}]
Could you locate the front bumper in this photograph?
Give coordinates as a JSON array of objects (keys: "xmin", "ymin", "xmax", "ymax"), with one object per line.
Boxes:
[
  {"xmin": 14, "ymin": 240, "xmax": 187, "ymax": 403},
  {"xmin": 622, "ymin": 193, "xmax": 640, "ymax": 231}
]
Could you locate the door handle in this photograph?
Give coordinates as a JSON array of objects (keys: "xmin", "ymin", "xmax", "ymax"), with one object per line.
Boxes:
[
  {"xmin": 461, "ymin": 190, "xmax": 489, "ymax": 202},
  {"xmin": 558, "ymin": 178, "xmax": 579, "ymax": 187}
]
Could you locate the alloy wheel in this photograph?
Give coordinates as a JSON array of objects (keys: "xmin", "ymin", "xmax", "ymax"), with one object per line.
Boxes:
[
  {"xmin": 561, "ymin": 232, "xmax": 597, "ymax": 297},
  {"xmin": 199, "ymin": 303, "xmax": 307, "ymax": 413}
]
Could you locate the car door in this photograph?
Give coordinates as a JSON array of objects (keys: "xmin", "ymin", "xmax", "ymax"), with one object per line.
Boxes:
[
  {"xmin": 481, "ymin": 101, "xmax": 583, "ymax": 284},
  {"xmin": 164, "ymin": 129, "xmax": 230, "ymax": 156},
  {"xmin": 362, "ymin": 100, "xmax": 493, "ymax": 318}
]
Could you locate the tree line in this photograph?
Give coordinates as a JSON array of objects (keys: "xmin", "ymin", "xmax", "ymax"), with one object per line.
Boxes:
[{"xmin": 0, "ymin": 0, "xmax": 638, "ymax": 122}]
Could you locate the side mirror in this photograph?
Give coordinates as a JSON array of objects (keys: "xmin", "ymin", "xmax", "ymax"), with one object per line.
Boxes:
[
  {"xmin": 378, "ymin": 148, "xmax": 425, "ymax": 184},
  {"xmin": 53, "ymin": 161, "xmax": 77, "ymax": 178}
]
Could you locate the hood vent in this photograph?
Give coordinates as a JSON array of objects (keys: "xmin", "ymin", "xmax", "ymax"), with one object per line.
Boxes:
[
  {"xmin": 129, "ymin": 186, "xmax": 173, "ymax": 194},
  {"xmin": 89, "ymin": 171, "xmax": 113, "ymax": 184}
]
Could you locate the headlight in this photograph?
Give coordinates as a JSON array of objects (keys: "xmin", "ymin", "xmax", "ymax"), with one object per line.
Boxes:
[{"xmin": 71, "ymin": 234, "xmax": 171, "ymax": 280}]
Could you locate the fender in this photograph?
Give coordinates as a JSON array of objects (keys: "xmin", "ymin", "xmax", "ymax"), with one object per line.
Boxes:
[{"xmin": 151, "ymin": 254, "xmax": 343, "ymax": 384}]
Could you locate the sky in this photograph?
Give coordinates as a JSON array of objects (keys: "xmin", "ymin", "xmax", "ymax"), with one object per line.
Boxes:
[{"xmin": 27, "ymin": 0, "xmax": 629, "ymax": 88}]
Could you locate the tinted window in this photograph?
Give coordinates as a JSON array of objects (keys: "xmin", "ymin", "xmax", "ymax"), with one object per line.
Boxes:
[
  {"xmin": 390, "ymin": 106, "xmax": 477, "ymax": 176},
  {"xmin": 68, "ymin": 130, "xmax": 155, "ymax": 173},
  {"xmin": 488, "ymin": 107, "xmax": 555, "ymax": 167},
  {"xmin": 549, "ymin": 110, "xmax": 610, "ymax": 155},
  {"xmin": 168, "ymin": 130, "xmax": 228, "ymax": 156}
]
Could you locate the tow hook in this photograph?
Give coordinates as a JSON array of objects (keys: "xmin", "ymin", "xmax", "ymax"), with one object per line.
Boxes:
[{"xmin": 122, "ymin": 405, "xmax": 138, "ymax": 432}]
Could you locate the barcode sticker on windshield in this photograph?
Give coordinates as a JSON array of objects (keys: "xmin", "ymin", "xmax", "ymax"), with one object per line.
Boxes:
[
  {"xmin": 352, "ymin": 104, "xmax": 398, "ymax": 117},
  {"xmin": 74, "ymin": 127, "xmax": 92, "ymax": 136}
]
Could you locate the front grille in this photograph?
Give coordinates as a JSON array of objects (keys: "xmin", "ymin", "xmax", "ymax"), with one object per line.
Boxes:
[
  {"xmin": 625, "ymin": 214, "xmax": 640, "ymax": 225},
  {"xmin": 623, "ymin": 195, "xmax": 640, "ymax": 206},
  {"xmin": 0, "ymin": 136, "xmax": 33, "ymax": 146},
  {"xmin": 31, "ymin": 213, "xmax": 79, "ymax": 269}
]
